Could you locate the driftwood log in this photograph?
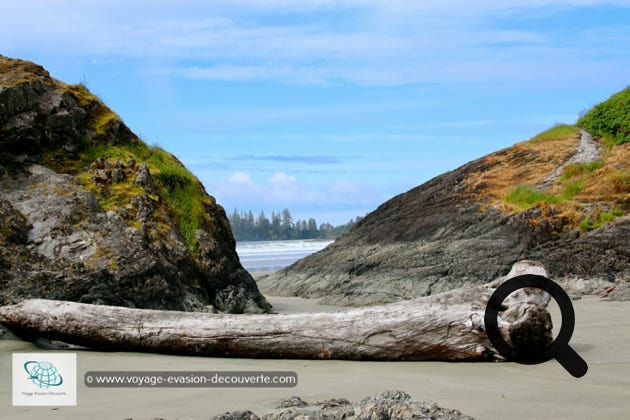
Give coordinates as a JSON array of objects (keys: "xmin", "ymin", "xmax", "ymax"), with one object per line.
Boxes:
[{"xmin": 0, "ymin": 261, "xmax": 552, "ymax": 361}]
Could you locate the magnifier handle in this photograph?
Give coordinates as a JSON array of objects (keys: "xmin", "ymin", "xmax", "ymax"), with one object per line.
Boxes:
[{"xmin": 555, "ymin": 345, "xmax": 588, "ymax": 378}]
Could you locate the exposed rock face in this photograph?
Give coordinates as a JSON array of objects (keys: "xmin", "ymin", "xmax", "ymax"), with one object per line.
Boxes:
[
  {"xmin": 0, "ymin": 55, "xmax": 271, "ymax": 313},
  {"xmin": 260, "ymin": 123, "xmax": 630, "ymax": 305},
  {"xmin": 210, "ymin": 391, "xmax": 475, "ymax": 420}
]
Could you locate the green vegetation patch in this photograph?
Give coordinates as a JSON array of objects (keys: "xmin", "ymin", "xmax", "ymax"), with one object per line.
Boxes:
[
  {"xmin": 560, "ymin": 161, "xmax": 604, "ymax": 180},
  {"xmin": 561, "ymin": 179, "xmax": 585, "ymax": 200},
  {"xmin": 148, "ymin": 147, "xmax": 213, "ymax": 250},
  {"xmin": 45, "ymin": 139, "xmax": 212, "ymax": 254},
  {"xmin": 96, "ymin": 145, "xmax": 211, "ymax": 253},
  {"xmin": 67, "ymin": 84, "xmax": 124, "ymax": 143},
  {"xmin": 505, "ymin": 161, "xmax": 614, "ymax": 209},
  {"xmin": 578, "ymin": 86, "xmax": 630, "ymax": 146},
  {"xmin": 505, "ymin": 185, "xmax": 561, "ymax": 209},
  {"xmin": 530, "ymin": 124, "xmax": 580, "ymax": 142},
  {"xmin": 610, "ymin": 171, "xmax": 630, "ymax": 194},
  {"xmin": 504, "ymin": 162, "xmax": 628, "ymax": 231},
  {"xmin": 557, "ymin": 162, "xmax": 604, "ymax": 200},
  {"xmin": 580, "ymin": 208, "xmax": 623, "ymax": 231},
  {"xmin": 2, "ymin": 69, "xmax": 217, "ymax": 258}
]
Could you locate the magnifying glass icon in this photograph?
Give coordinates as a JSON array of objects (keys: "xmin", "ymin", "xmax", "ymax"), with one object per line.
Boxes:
[{"xmin": 484, "ymin": 274, "xmax": 588, "ymax": 378}]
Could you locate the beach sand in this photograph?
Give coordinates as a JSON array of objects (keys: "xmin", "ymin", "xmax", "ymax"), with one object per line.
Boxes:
[{"xmin": 1, "ymin": 296, "xmax": 629, "ymax": 419}]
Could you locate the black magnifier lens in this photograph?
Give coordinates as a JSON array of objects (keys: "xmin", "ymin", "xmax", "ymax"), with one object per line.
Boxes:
[{"xmin": 484, "ymin": 274, "xmax": 588, "ymax": 378}]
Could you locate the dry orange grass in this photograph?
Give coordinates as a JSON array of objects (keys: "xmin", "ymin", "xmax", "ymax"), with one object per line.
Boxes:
[
  {"xmin": 464, "ymin": 133, "xmax": 580, "ymax": 206},
  {"xmin": 464, "ymin": 130, "xmax": 629, "ymax": 231},
  {"xmin": 576, "ymin": 142, "xmax": 630, "ymax": 203}
]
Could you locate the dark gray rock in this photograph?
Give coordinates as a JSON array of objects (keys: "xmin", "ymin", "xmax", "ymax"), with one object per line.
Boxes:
[
  {"xmin": 259, "ymin": 152, "xmax": 630, "ymax": 305},
  {"xmin": 211, "ymin": 391, "xmax": 474, "ymax": 420},
  {"xmin": 110, "ymin": 167, "xmax": 124, "ymax": 183},
  {"xmin": 0, "ymin": 324, "xmax": 18, "ymax": 340},
  {"xmin": 276, "ymin": 396, "xmax": 308, "ymax": 408},
  {"xmin": 352, "ymin": 390, "xmax": 473, "ymax": 420},
  {"xmin": 211, "ymin": 411, "xmax": 260, "ymax": 420},
  {"xmin": 0, "ymin": 55, "xmax": 271, "ymax": 314},
  {"xmin": 134, "ymin": 163, "xmax": 154, "ymax": 193},
  {"xmin": 131, "ymin": 195, "xmax": 155, "ymax": 223},
  {"xmin": 196, "ymin": 230, "xmax": 273, "ymax": 314},
  {"xmin": 0, "ymin": 199, "xmax": 29, "ymax": 243},
  {"xmin": 0, "ymin": 164, "xmax": 204, "ymax": 310}
]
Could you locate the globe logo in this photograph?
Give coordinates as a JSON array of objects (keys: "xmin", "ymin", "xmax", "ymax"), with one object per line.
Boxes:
[{"xmin": 24, "ymin": 360, "xmax": 64, "ymax": 389}]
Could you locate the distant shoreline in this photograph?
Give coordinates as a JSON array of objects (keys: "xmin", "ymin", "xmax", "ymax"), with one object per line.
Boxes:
[{"xmin": 237, "ymin": 239, "xmax": 333, "ymax": 274}]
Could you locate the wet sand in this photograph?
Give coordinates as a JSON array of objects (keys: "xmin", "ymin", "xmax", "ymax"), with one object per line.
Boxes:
[{"xmin": 1, "ymin": 296, "xmax": 629, "ymax": 419}]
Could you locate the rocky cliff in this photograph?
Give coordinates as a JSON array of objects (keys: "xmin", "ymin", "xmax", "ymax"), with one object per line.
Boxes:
[
  {"xmin": 0, "ymin": 56, "xmax": 272, "ymax": 313},
  {"xmin": 260, "ymin": 89, "xmax": 630, "ymax": 305}
]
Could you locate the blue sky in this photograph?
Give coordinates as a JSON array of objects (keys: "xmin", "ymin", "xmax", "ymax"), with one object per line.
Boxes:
[{"xmin": 2, "ymin": 1, "xmax": 629, "ymax": 224}]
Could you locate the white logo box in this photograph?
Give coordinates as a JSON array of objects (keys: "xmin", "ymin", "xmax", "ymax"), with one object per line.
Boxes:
[{"xmin": 12, "ymin": 353, "xmax": 77, "ymax": 406}]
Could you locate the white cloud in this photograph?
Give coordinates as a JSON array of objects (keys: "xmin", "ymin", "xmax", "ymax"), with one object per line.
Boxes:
[
  {"xmin": 268, "ymin": 172, "xmax": 297, "ymax": 186},
  {"xmin": 213, "ymin": 171, "xmax": 314, "ymax": 208},
  {"xmin": 209, "ymin": 170, "xmax": 386, "ymax": 214},
  {"xmin": 226, "ymin": 171, "xmax": 254, "ymax": 185},
  {"xmin": 265, "ymin": 172, "xmax": 311, "ymax": 202}
]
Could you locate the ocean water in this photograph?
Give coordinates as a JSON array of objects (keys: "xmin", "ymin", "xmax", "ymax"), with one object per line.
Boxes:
[{"xmin": 236, "ymin": 239, "xmax": 334, "ymax": 273}]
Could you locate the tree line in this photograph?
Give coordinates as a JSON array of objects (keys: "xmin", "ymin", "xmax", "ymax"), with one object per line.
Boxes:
[{"xmin": 228, "ymin": 208, "xmax": 363, "ymax": 241}]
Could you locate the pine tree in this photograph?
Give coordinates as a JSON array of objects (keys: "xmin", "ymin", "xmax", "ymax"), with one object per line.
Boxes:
[{"xmin": 228, "ymin": 208, "xmax": 362, "ymax": 241}]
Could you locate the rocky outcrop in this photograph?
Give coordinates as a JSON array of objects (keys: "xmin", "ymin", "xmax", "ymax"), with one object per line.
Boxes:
[
  {"xmin": 0, "ymin": 55, "xmax": 271, "ymax": 313},
  {"xmin": 210, "ymin": 391, "xmax": 474, "ymax": 420},
  {"xmin": 260, "ymin": 120, "xmax": 630, "ymax": 305}
]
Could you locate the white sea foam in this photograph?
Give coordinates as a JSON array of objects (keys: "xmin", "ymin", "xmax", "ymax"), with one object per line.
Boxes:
[{"xmin": 236, "ymin": 239, "xmax": 333, "ymax": 272}]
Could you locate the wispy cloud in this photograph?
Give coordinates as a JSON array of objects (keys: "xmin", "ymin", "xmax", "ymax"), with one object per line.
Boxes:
[
  {"xmin": 5, "ymin": 0, "xmax": 628, "ymax": 225},
  {"xmin": 2, "ymin": 1, "xmax": 628, "ymax": 86}
]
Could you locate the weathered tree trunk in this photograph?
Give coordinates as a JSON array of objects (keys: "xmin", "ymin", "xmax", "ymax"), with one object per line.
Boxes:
[{"xmin": 0, "ymin": 261, "xmax": 552, "ymax": 361}]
